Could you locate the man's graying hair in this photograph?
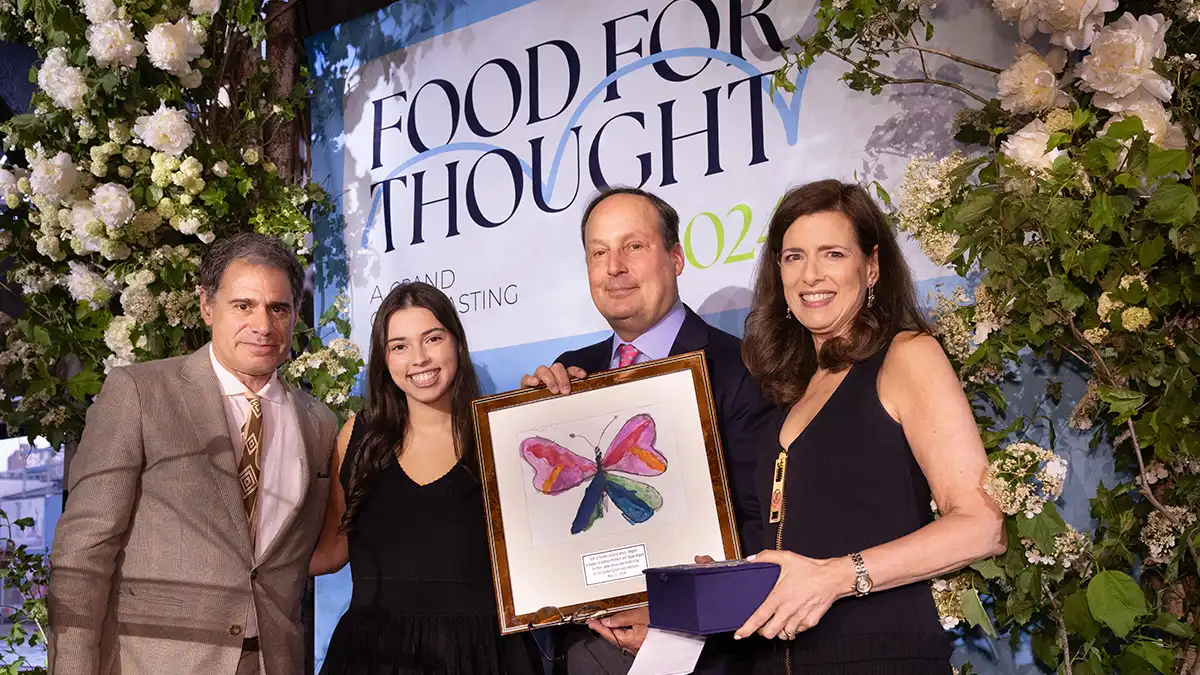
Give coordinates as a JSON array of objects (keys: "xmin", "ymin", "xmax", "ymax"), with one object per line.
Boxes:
[
  {"xmin": 199, "ymin": 232, "xmax": 305, "ymax": 309},
  {"xmin": 580, "ymin": 186, "xmax": 680, "ymax": 250}
]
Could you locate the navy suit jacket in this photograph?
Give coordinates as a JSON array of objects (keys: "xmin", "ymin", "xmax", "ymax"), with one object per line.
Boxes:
[{"xmin": 555, "ymin": 305, "xmax": 778, "ymax": 554}]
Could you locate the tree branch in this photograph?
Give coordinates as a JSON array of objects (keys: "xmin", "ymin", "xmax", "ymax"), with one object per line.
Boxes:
[
  {"xmin": 1126, "ymin": 419, "xmax": 1200, "ymax": 575},
  {"xmin": 826, "ymin": 47, "xmax": 993, "ymax": 107},
  {"xmin": 898, "ymin": 44, "xmax": 1004, "ymax": 74}
]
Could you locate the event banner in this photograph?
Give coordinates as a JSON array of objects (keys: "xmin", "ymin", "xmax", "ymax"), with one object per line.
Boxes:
[
  {"xmin": 307, "ymin": 0, "xmax": 1013, "ymax": 666},
  {"xmin": 320, "ymin": 0, "xmax": 1009, "ymax": 355}
]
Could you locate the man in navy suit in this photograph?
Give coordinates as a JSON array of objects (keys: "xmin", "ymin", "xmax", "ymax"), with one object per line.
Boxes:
[{"xmin": 520, "ymin": 187, "xmax": 778, "ymax": 674}]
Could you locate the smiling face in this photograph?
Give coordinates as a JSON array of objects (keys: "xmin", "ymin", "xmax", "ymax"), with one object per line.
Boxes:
[
  {"xmin": 199, "ymin": 258, "xmax": 297, "ymax": 389},
  {"xmin": 779, "ymin": 210, "xmax": 879, "ymax": 349},
  {"xmin": 584, "ymin": 194, "xmax": 685, "ymax": 341},
  {"xmin": 385, "ymin": 306, "xmax": 459, "ymax": 408}
]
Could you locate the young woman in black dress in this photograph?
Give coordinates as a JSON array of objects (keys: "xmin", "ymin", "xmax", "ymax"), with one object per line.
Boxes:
[
  {"xmin": 735, "ymin": 180, "xmax": 1007, "ymax": 674},
  {"xmin": 309, "ymin": 282, "xmax": 543, "ymax": 675}
]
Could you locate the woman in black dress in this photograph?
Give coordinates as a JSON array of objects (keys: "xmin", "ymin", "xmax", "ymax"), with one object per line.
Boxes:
[
  {"xmin": 735, "ymin": 180, "xmax": 1006, "ymax": 674},
  {"xmin": 309, "ymin": 281, "xmax": 543, "ymax": 675}
]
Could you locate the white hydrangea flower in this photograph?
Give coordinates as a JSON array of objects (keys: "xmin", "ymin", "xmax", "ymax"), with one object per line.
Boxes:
[
  {"xmin": 145, "ymin": 17, "xmax": 204, "ymax": 76},
  {"xmin": 37, "ymin": 48, "xmax": 87, "ymax": 110},
  {"xmin": 1029, "ymin": 0, "xmax": 1119, "ymax": 50},
  {"xmin": 211, "ymin": 160, "xmax": 228, "ymax": 177},
  {"xmin": 65, "ymin": 261, "xmax": 115, "ymax": 309},
  {"xmin": 121, "ymin": 282, "xmax": 160, "ymax": 323},
  {"xmin": 133, "ymin": 104, "xmax": 195, "ymax": 156},
  {"xmin": 992, "ymin": 0, "xmax": 1036, "ymax": 28},
  {"xmin": 179, "ymin": 69, "xmax": 202, "ymax": 89},
  {"xmin": 83, "ymin": 0, "xmax": 117, "ymax": 24},
  {"xmin": 36, "ymin": 233, "xmax": 64, "ymax": 260},
  {"xmin": 1102, "ymin": 94, "xmax": 1188, "ymax": 149},
  {"xmin": 87, "ymin": 20, "xmax": 144, "ymax": 69},
  {"xmin": 102, "ymin": 354, "xmax": 133, "ymax": 374},
  {"xmin": 0, "ymin": 168, "xmax": 20, "ymax": 206},
  {"xmin": 1076, "ymin": 13, "xmax": 1174, "ymax": 111},
  {"xmin": 29, "ymin": 151, "xmax": 81, "ymax": 204},
  {"xmin": 197, "ymin": 231, "xmax": 215, "ymax": 244},
  {"xmin": 91, "ymin": 182, "xmax": 135, "ymax": 228},
  {"xmin": 104, "ymin": 314, "xmax": 137, "ymax": 362},
  {"xmin": 69, "ymin": 200, "xmax": 104, "ymax": 253},
  {"xmin": 1001, "ymin": 119, "xmax": 1066, "ymax": 172},
  {"xmin": 189, "ymin": 0, "xmax": 220, "ymax": 16},
  {"xmin": 997, "ymin": 44, "xmax": 1070, "ymax": 114}
]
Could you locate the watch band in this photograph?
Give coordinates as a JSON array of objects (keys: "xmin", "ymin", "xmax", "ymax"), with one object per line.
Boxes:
[{"xmin": 850, "ymin": 552, "xmax": 869, "ymax": 595}]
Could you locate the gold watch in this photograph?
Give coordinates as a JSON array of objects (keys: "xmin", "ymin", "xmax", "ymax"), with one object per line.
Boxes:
[{"xmin": 850, "ymin": 552, "xmax": 873, "ymax": 596}]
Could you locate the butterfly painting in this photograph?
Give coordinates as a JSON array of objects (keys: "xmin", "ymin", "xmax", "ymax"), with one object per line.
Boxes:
[{"xmin": 520, "ymin": 414, "xmax": 668, "ymax": 535}]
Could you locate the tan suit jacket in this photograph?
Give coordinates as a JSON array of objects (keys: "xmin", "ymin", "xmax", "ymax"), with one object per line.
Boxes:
[{"xmin": 48, "ymin": 345, "xmax": 337, "ymax": 675}]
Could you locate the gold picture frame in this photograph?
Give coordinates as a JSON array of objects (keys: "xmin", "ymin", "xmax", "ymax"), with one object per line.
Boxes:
[{"xmin": 471, "ymin": 351, "xmax": 741, "ymax": 635}]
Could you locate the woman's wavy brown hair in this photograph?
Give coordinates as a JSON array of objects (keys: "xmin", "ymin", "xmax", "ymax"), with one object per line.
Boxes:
[{"xmin": 742, "ymin": 179, "xmax": 929, "ymax": 407}]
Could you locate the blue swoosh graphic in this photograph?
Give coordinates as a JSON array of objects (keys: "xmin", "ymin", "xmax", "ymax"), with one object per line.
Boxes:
[{"xmin": 361, "ymin": 47, "xmax": 809, "ymax": 248}]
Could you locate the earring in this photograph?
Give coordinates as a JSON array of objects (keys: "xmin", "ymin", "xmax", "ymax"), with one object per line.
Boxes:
[
  {"xmin": 867, "ymin": 285, "xmax": 875, "ymax": 309},
  {"xmin": 785, "ymin": 306, "xmax": 793, "ymax": 319}
]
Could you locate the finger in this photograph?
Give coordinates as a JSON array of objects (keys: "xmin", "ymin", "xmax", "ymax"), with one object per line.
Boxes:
[
  {"xmin": 601, "ymin": 610, "xmax": 634, "ymax": 628},
  {"xmin": 694, "ymin": 555, "xmax": 715, "ymax": 564},
  {"xmin": 784, "ymin": 614, "xmax": 807, "ymax": 639},
  {"xmin": 758, "ymin": 604, "xmax": 794, "ymax": 640},
  {"xmin": 747, "ymin": 550, "xmax": 782, "ymax": 564},
  {"xmin": 734, "ymin": 594, "xmax": 779, "ymax": 640},
  {"xmin": 587, "ymin": 619, "xmax": 621, "ymax": 648},
  {"xmin": 550, "ymin": 363, "xmax": 572, "ymax": 393},
  {"xmin": 533, "ymin": 365, "xmax": 559, "ymax": 394},
  {"xmin": 519, "ymin": 374, "xmax": 540, "ymax": 389},
  {"xmin": 567, "ymin": 366, "xmax": 588, "ymax": 380}
]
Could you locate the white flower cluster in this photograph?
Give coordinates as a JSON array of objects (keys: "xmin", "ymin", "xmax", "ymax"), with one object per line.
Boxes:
[
  {"xmin": 984, "ymin": 442, "xmax": 1068, "ymax": 518},
  {"xmin": 10, "ymin": 263, "xmax": 58, "ymax": 294},
  {"xmin": 37, "ymin": 48, "xmax": 87, "ymax": 110},
  {"xmin": 133, "ymin": 105, "xmax": 195, "ymax": 156},
  {"xmin": 897, "ymin": 153, "xmax": 967, "ymax": 266},
  {"xmin": 0, "ymin": 339, "xmax": 43, "ymax": 379},
  {"xmin": 1021, "ymin": 524, "xmax": 1093, "ymax": 575},
  {"xmin": 1077, "ymin": 14, "xmax": 1173, "ymax": 112},
  {"xmin": 994, "ymin": 0, "xmax": 1118, "ymax": 50},
  {"xmin": 146, "ymin": 18, "xmax": 204, "ymax": 84},
  {"xmin": 997, "ymin": 44, "xmax": 1070, "ymax": 114},
  {"xmin": 103, "ymin": 314, "xmax": 139, "ymax": 372},
  {"xmin": 0, "ymin": 168, "xmax": 23, "ymax": 209},
  {"xmin": 64, "ymin": 261, "xmax": 115, "ymax": 309},
  {"xmin": 929, "ymin": 293, "xmax": 975, "ymax": 363},
  {"xmin": 87, "ymin": 19, "xmax": 143, "ymax": 69},
  {"xmin": 29, "ymin": 150, "xmax": 81, "ymax": 205},
  {"xmin": 286, "ymin": 338, "xmax": 364, "ymax": 407},
  {"xmin": 1002, "ymin": 119, "xmax": 1065, "ymax": 173},
  {"xmin": 930, "ymin": 574, "xmax": 973, "ymax": 630},
  {"xmin": 161, "ymin": 289, "xmax": 200, "ymax": 328},
  {"xmin": 120, "ymin": 270, "xmax": 160, "ymax": 323},
  {"xmin": 1141, "ymin": 506, "xmax": 1197, "ymax": 565}
]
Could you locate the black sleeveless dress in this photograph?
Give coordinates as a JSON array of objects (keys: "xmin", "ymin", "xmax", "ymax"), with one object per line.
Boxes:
[
  {"xmin": 319, "ymin": 421, "xmax": 544, "ymax": 675},
  {"xmin": 753, "ymin": 343, "xmax": 953, "ymax": 674}
]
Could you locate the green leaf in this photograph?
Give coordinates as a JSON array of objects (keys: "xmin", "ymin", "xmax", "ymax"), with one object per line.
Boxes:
[
  {"xmin": 1107, "ymin": 116, "xmax": 1145, "ymax": 140},
  {"xmin": 1064, "ymin": 590, "xmax": 1101, "ymax": 640},
  {"xmin": 1016, "ymin": 501, "xmax": 1067, "ymax": 555},
  {"xmin": 968, "ymin": 557, "xmax": 1005, "ymax": 580},
  {"xmin": 1030, "ymin": 629, "xmax": 1060, "ymax": 669},
  {"xmin": 954, "ymin": 190, "xmax": 994, "ymax": 228},
  {"xmin": 1125, "ymin": 641, "xmax": 1174, "ymax": 674},
  {"xmin": 1148, "ymin": 147, "xmax": 1190, "ymax": 181},
  {"xmin": 1087, "ymin": 570, "xmax": 1148, "ymax": 638},
  {"xmin": 959, "ymin": 588, "xmax": 996, "ymax": 637},
  {"xmin": 146, "ymin": 184, "xmax": 163, "ymax": 204},
  {"xmin": 1099, "ymin": 386, "xmax": 1145, "ymax": 422},
  {"xmin": 1089, "ymin": 192, "xmax": 1114, "ymax": 231},
  {"xmin": 1082, "ymin": 245, "xmax": 1112, "ymax": 280},
  {"xmin": 66, "ymin": 369, "xmax": 103, "ymax": 401},
  {"xmin": 1138, "ymin": 235, "xmax": 1166, "ymax": 269},
  {"xmin": 1146, "ymin": 183, "xmax": 1198, "ymax": 226},
  {"xmin": 29, "ymin": 325, "xmax": 50, "ymax": 347},
  {"xmin": 12, "ymin": 517, "xmax": 33, "ymax": 529},
  {"xmin": 1148, "ymin": 612, "xmax": 1194, "ymax": 639}
]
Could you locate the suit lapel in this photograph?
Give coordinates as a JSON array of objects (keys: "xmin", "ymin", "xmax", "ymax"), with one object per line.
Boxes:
[
  {"xmin": 180, "ymin": 345, "xmax": 253, "ymax": 561},
  {"xmin": 669, "ymin": 305, "xmax": 710, "ymax": 356},
  {"xmin": 588, "ymin": 336, "xmax": 616, "ymax": 373},
  {"xmin": 255, "ymin": 385, "xmax": 317, "ymax": 566}
]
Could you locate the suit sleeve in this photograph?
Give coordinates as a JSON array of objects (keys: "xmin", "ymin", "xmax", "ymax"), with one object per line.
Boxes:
[
  {"xmin": 49, "ymin": 367, "xmax": 146, "ymax": 675},
  {"xmin": 719, "ymin": 370, "xmax": 779, "ymax": 555}
]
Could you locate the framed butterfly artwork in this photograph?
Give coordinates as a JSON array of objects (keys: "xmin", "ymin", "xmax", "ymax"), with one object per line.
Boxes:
[{"xmin": 471, "ymin": 351, "xmax": 740, "ymax": 635}]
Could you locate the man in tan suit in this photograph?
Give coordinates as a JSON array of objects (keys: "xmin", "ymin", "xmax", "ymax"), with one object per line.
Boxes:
[{"xmin": 48, "ymin": 232, "xmax": 338, "ymax": 675}]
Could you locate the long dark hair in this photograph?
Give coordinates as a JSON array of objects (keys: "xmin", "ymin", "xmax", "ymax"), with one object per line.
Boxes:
[
  {"xmin": 340, "ymin": 281, "xmax": 482, "ymax": 534},
  {"xmin": 742, "ymin": 179, "xmax": 929, "ymax": 407}
]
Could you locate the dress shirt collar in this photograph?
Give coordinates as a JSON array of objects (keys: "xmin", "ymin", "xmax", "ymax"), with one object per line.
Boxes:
[
  {"xmin": 208, "ymin": 345, "xmax": 285, "ymax": 404},
  {"xmin": 609, "ymin": 298, "xmax": 686, "ymax": 363}
]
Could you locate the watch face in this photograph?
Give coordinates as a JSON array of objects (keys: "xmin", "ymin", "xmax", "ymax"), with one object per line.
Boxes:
[{"xmin": 855, "ymin": 576, "xmax": 872, "ymax": 593}]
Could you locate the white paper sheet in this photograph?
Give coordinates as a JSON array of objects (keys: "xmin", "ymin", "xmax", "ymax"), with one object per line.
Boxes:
[{"xmin": 627, "ymin": 627, "xmax": 708, "ymax": 675}]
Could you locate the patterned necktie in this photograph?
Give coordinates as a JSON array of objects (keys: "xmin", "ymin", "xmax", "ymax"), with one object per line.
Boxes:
[
  {"xmin": 616, "ymin": 343, "xmax": 642, "ymax": 368},
  {"xmin": 237, "ymin": 392, "xmax": 263, "ymax": 528}
]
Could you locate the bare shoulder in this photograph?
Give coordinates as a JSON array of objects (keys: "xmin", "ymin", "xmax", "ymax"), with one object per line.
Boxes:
[
  {"xmin": 879, "ymin": 331, "xmax": 959, "ymax": 404},
  {"xmin": 886, "ymin": 331, "xmax": 952, "ymax": 372}
]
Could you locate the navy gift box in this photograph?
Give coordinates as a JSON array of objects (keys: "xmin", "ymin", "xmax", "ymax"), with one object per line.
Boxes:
[{"xmin": 642, "ymin": 560, "xmax": 781, "ymax": 635}]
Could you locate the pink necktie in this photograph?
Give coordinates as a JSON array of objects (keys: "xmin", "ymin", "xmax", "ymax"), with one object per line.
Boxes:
[{"xmin": 616, "ymin": 343, "xmax": 641, "ymax": 368}]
